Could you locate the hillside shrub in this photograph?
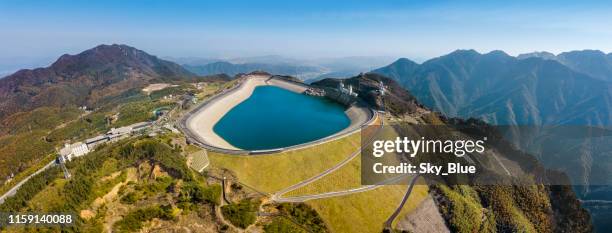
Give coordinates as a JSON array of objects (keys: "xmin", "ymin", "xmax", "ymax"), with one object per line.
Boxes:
[
  {"xmin": 278, "ymin": 203, "xmax": 327, "ymax": 233},
  {"xmin": 264, "ymin": 218, "xmax": 307, "ymax": 233},
  {"xmin": 113, "ymin": 205, "xmax": 174, "ymax": 232},
  {"xmin": 221, "ymin": 199, "xmax": 259, "ymax": 229}
]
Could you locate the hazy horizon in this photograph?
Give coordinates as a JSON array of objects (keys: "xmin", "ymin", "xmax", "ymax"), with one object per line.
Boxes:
[
  {"xmin": 2, "ymin": 46, "xmax": 611, "ymax": 78},
  {"xmin": 2, "ymin": 0, "xmax": 612, "ymax": 73}
]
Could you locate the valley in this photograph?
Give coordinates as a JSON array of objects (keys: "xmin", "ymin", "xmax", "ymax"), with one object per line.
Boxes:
[{"xmin": 0, "ymin": 45, "xmax": 596, "ymax": 233}]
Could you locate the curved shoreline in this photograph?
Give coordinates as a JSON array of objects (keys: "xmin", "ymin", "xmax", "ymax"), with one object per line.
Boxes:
[{"xmin": 179, "ymin": 74, "xmax": 375, "ymax": 155}]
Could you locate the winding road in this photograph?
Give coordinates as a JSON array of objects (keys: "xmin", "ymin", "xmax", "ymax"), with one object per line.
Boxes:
[
  {"xmin": 384, "ymin": 175, "xmax": 422, "ymax": 229},
  {"xmin": 0, "ymin": 160, "xmax": 54, "ymax": 204},
  {"xmin": 271, "ymin": 117, "xmax": 386, "ymax": 202}
]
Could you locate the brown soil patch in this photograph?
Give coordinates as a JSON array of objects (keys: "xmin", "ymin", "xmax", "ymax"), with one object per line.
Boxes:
[
  {"xmin": 80, "ymin": 209, "xmax": 96, "ymax": 220},
  {"xmin": 100, "ymin": 171, "xmax": 121, "ymax": 182},
  {"xmin": 151, "ymin": 164, "xmax": 169, "ymax": 179}
]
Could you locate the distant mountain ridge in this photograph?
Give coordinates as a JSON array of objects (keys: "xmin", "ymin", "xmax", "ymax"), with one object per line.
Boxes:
[
  {"xmin": 169, "ymin": 55, "xmax": 396, "ymax": 82},
  {"xmin": 518, "ymin": 50, "xmax": 612, "ymax": 82},
  {"xmin": 373, "ymin": 49, "xmax": 612, "ymax": 126},
  {"xmin": 374, "ymin": 50, "xmax": 612, "ymax": 232},
  {"xmin": 183, "ymin": 61, "xmax": 326, "ymax": 79},
  {"xmin": 0, "ymin": 44, "xmax": 195, "ymax": 120}
]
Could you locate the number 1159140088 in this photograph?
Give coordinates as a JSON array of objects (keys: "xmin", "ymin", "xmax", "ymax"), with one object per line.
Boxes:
[{"xmin": 1, "ymin": 213, "xmax": 74, "ymax": 227}]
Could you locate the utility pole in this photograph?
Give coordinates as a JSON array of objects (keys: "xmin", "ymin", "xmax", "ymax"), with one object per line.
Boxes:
[
  {"xmin": 56, "ymin": 155, "xmax": 71, "ymax": 179},
  {"xmin": 379, "ymin": 81, "xmax": 386, "ymax": 112}
]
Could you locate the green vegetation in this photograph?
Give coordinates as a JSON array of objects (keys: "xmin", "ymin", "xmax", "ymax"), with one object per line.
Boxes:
[
  {"xmin": 61, "ymin": 144, "xmax": 122, "ymax": 212},
  {"xmin": 221, "ymin": 199, "xmax": 260, "ymax": 229},
  {"xmin": 194, "ymin": 82, "xmax": 223, "ymax": 100},
  {"xmin": 210, "ymin": 118, "xmax": 425, "ymax": 233},
  {"xmin": 436, "ymin": 185, "xmax": 496, "ymax": 233},
  {"xmin": 47, "ymin": 111, "xmax": 110, "ymax": 142},
  {"xmin": 0, "ymin": 166, "xmax": 62, "ymax": 212},
  {"xmin": 1, "ymin": 82, "xmax": 189, "ymax": 187},
  {"xmin": 65, "ymin": 93, "xmax": 153, "ymax": 132},
  {"xmin": 0, "ymin": 107, "xmax": 79, "ymax": 187},
  {"xmin": 306, "ymin": 183, "xmax": 427, "ymax": 233},
  {"xmin": 278, "ymin": 203, "xmax": 328, "ymax": 233},
  {"xmin": 28, "ymin": 179, "xmax": 69, "ymax": 212},
  {"xmin": 0, "ymin": 107, "xmax": 82, "ymax": 135},
  {"xmin": 286, "ymin": 155, "xmax": 362, "ymax": 196},
  {"xmin": 177, "ymin": 181, "xmax": 221, "ymax": 209},
  {"xmin": 149, "ymin": 86, "xmax": 187, "ymax": 100},
  {"xmin": 2, "ymin": 136, "xmax": 209, "ymax": 229},
  {"xmin": 118, "ymin": 139, "xmax": 193, "ymax": 181},
  {"xmin": 120, "ymin": 191, "xmax": 139, "ymax": 205},
  {"xmin": 209, "ymin": 133, "xmax": 361, "ymax": 193},
  {"xmin": 434, "ymin": 184, "xmax": 561, "ymax": 233},
  {"xmin": 0, "ymin": 131, "xmax": 56, "ymax": 191},
  {"xmin": 138, "ymin": 176, "xmax": 174, "ymax": 194},
  {"xmin": 113, "ymin": 205, "xmax": 175, "ymax": 232},
  {"xmin": 264, "ymin": 218, "xmax": 307, "ymax": 233},
  {"xmin": 114, "ymin": 100, "xmax": 174, "ymax": 126}
]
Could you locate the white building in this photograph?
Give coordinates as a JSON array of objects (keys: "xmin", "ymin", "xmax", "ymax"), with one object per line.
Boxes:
[
  {"xmin": 109, "ymin": 126, "xmax": 132, "ymax": 135},
  {"xmin": 59, "ymin": 142, "xmax": 90, "ymax": 161},
  {"xmin": 85, "ymin": 135, "xmax": 110, "ymax": 149},
  {"xmin": 107, "ymin": 121, "xmax": 152, "ymax": 142},
  {"xmin": 130, "ymin": 122, "xmax": 151, "ymax": 132},
  {"xmin": 338, "ymin": 82, "xmax": 358, "ymax": 97}
]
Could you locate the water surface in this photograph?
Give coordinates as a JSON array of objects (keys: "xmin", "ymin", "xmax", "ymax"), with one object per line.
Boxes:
[{"xmin": 214, "ymin": 86, "xmax": 350, "ymax": 150}]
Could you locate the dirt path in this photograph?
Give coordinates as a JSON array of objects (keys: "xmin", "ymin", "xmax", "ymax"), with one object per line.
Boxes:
[
  {"xmin": 100, "ymin": 168, "xmax": 137, "ymax": 232},
  {"xmin": 215, "ymin": 204, "xmax": 243, "ymax": 233}
]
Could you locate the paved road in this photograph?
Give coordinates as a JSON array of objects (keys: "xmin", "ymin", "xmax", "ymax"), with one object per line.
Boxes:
[
  {"xmin": 271, "ymin": 117, "xmax": 384, "ymax": 202},
  {"xmin": 0, "ymin": 121, "xmax": 158, "ymax": 205},
  {"xmin": 273, "ymin": 174, "xmax": 408, "ymax": 202},
  {"xmin": 271, "ymin": 141, "xmax": 364, "ymax": 202},
  {"xmin": 384, "ymin": 175, "xmax": 421, "ymax": 229},
  {"xmin": 0, "ymin": 160, "xmax": 54, "ymax": 204}
]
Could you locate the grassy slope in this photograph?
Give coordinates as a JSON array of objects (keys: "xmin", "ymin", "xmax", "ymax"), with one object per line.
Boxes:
[
  {"xmin": 286, "ymin": 118, "xmax": 403, "ymax": 196},
  {"xmin": 210, "ymin": 122, "xmax": 428, "ymax": 233},
  {"xmin": 283, "ymin": 147, "xmax": 428, "ymax": 232},
  {"xmin": 0, "ymin": 107, "xmax": 85, "ymax": 195},
  {"xmin": 208, "ymin": 111, "xmax": 382, "ymax": 194},
  {"xmin": 208, "ymin": 133, "xmax": 361, "ymax": 193},
  {"xmin": 27, "ymin": 179, "xmax": 68, "ymax": 212},
  {"xmin": 285, "ymin": 154, "xmax": 363, "ymax": 196},
  {"xmin": 307, "ymin": 183, "xmax": 428, "ymax": 233}
]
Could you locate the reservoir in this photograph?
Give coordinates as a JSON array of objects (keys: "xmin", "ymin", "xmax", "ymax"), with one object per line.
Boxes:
[{"xmin": 213, "ymin": 85, "xmax": 351, "ymax": 150}]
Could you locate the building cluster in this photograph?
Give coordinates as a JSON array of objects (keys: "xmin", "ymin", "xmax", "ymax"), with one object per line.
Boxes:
[
  {"xmin": 304, "ymin": 87, "xmax": 325, "ymax": 97},
  {"xmin": 318, "ymin": 82, "xmax": 359, "ymax": 106},
  {"xmin": 375, "ymin": 81, "xmax": 386, "ymax": 96},
  {"xmin": 58, "ymin": 121, "xmax": 152, "ymax": 161},
  {"xmin": 178, "ymin": 93, "xmax": 198, "ymax": 109},
  {"xmin": 338, "ymin": 82, "xmax": 358, "ymax": 97},
  {"xmin": 304, "ymin": 81, "xmax": 360, "ymax": 106}
]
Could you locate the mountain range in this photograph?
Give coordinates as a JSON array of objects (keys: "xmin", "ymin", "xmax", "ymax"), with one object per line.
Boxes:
[
  {"xmin": 518, "ymin": 50, "xmax": 612, "ymax": 82},
  {"xmin": 183, "ymin": 61, "xmax": 326, "ymax": 79},
  {"xmin": 0, "ymin": 44, "xmax": 196, "ymax": 121},
  {"xmin": 0, "ymin": 44, "xmax": 598, "ymax": 232},
  {"xmin": 167, "ymin": 55, "xmax": 396, "ymax": 83},
  {"xmin": 373, "ymin": 49, "xmax": 612, "ymax": 126}
]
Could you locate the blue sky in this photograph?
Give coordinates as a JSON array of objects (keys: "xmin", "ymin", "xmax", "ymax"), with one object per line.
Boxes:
[{"xmin": 1, "ymin": 0, "xmax": 611, "ymax": 66}]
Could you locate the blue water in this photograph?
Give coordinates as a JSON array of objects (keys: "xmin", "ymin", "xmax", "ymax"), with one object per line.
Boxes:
[{"xmin": 213, "ymin": 86, "xmax": 350, "ymax": 150}]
